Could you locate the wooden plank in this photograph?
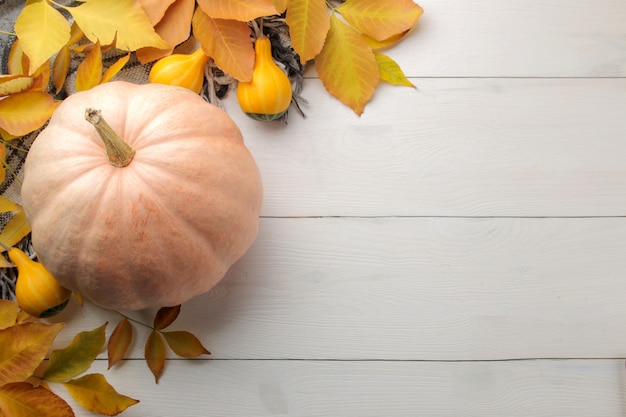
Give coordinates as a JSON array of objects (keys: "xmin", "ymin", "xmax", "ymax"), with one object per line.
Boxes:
[
  {"xmin": 225, "ymin": 78, "xmax": 626, "ymax": 217},
  {"xmin": 62, "ymin": 359, "xmax": 624, "ymax": 417},
  {"xmin": 53, "ymin": 217, "xmax": 626, "ymax": 361},
  {"xmin": 369, "ymin": 0, "xmax": 626, "ymax": 77}
]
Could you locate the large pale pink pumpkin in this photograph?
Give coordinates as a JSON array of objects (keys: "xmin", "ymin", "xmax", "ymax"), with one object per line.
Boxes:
[{"xmin": 21, "ymin": 81, "xmax": 263, "ymax": 311}]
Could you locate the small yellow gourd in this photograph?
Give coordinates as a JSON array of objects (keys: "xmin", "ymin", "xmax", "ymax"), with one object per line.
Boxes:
[
  {"xmin": 7, "ymin": 247, "xmax": 71, "ymax": 318},
  {"xmin": 237, "ymin": 37, "xmax": 292, "ymax": 121},
  {"xmin": 148, "ymin": 48, "xmax": 209, "ymax": 94}
]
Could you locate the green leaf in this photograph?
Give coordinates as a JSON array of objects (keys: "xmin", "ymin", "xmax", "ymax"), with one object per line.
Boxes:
[
  {"xmin": 63, "ymin": 373, "xmax": 139, "ymax": 416},
  {"xmin": 0, "ymin": 322, "xmax": 64, "ymax": 386},
  {"xmin": 43, "ymin": 323, "xmax": 107, "ymax": 382},
  {"xmin": 163, "ymin": 331, "xmax": 210, "ymax": 358},
  {"xmin": 153, "ymin": 305, "xmax": 180, "ymax": 330},
  {"xmin": 375, "ymin": 52, "xmax": 415, "ymax": 87},
  {"xmin": 145, "ymin": 330, "xmax": 166, "ymax": 383}
]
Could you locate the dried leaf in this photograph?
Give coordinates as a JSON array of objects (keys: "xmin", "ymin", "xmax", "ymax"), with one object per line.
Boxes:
[
  {"xmin": 145, "ymin": 330, "xmax": 166, "ymax": 383},
  {"xmin": 192, "ymin": 10, "xmax": 254, "ymax": 82},
  {"xmin": 315, "ymin": 14, "xmax": 379, "ymax": 115},
  {"xmin": 0, "ymin": 75, "xmax": 34, "ymax": 97},
  {"xmin": 136, "ymin": 0, "xmax": 195, "ymax": 64},
  {"xmin": 75, "ymin": 41, "xmax": 102, "ymax": 92},
  {"xmin": 286, "ymin": 0, "xmax": 330, "ymax": 63},
  {"xmin": 43, "ymin": 323, "xmax": 107, "ymax": 382},
  {"xmin": 52, "ymin": 46, "xmax": 71, "ymax": 94},
  {"xmin": 0, "ymin": 209, "xmax": 32, "ymax": 249},
  {"xmin": 107, "ymin": 318, "xmax": 133, "ymax": 369},
  {"xmin": 65, "ymin": 0, "xmax": 169, "ymax": 51},
  {"xmin": 0, "ymin": 322, "xmax": 64, "ymax": 386},
  {"xmin": 0, "ymin": 197, "xmax": 20, "ymax": 215},
  {"xmin": 14, "ymin": 0, "xmax": 71, "ymax": 74},
  {"xmin": 0, "ymin": 382, "xmax": 74, "ymax": 417},
  {"xmin": 136, "ymin": 0, "xmax": 178, "ymax": 25},
  {"xmin": 196, "ymin": 0, "xmax": 277, "ymax": 21},
  {"xmin": 0, "ymin": 300, "xmax": 19, "ymax": 331},
  {"xmin": 363, "ymin": 30, "xmax": 410, "ymax": 50},
  {"xmin": 0, "ymin": 91, "xmax": 59, "ymax": 136},
  {"xmin": 63, "ymin": 373, "xmax": 139, "ymax": 416},
  {"xmin": 163, "ymin": 331, "xmax": 210, "ymax": 358},
  {"xmin": 336, "ymin": 0, "xmax": 423, "ymax": 42},
  {"xmin": 100, "ymin": 52, "xmax": 131, "ymax": 84},
  {"xmin": 153, "ymin": 305, "xmax": 181, "ymax": 330},
  {"xmin": 375, "ymin": 52, "xmax": 415, "ymax": 87}
]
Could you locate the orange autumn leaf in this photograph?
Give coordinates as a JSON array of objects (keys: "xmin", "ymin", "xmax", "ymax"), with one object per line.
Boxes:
[
  {"xmin": 0, "ymin": 91, "xmax": 59, "ymax": 136},
  {"xmin": 145, "ymin": 330, "xmax": 166, "ymax": 383},
  {"xmin": 62, "ymin": 373, "xmax": 139, "ymax": 415},
  {"xmin": 163, "ymin": 331, "xmax": 210, "ymax": 358},
  {"xmin": 14, "ymin": 0, "xmax": 71, "ymax": 74},
  {"xmin": 136, "ymin": 0, "xmax": 178, "ymax": 25},
  {"xmin": 0, "ymin": 75, "xmax": 34, "ymax": 96},
  {"xmin": 0, "ymin": 382, "xmax": 74, "ymax": 417},
  {"xmin": 192, "ymin": 9, "xmax": 254, "ymax": 82},
  {"xmin": 196, "ymin": 0, "xmax": 277, "ymax": 21},
  {"xmin": 315, "ymin": 14, "xmax": 379, "ymax": 115},
  {"xmin": 52, "ymin": 46, "xmax": 71, "ymax": 94},
  {"xmin": 0, "ymin": 322, "xmax": 64, "ymax": 385},
  {"xmin": 363, "ymin": 30, "xmax": 411, "ymax": 51},
  {"xmin": 108, "ymin": 318, "xmax": 133, "ymax": 369},
  {"xmin": 76, "ymin": 42, "xmax": 103, "ymax": 92},
  {"xmin": 7, "ymin": 40, "xmax": 25, "ymax": 75},
  {"xmin": 0, "ymin": 210, "xmax": 32, "ymax": 249},
  {"xmin": 335, "ymin": 0, "xmax": 423, "ymax": 42},
  {"xmin": 64, "ymin": 0, "xmax": 169, "ymax": 51},
  {"xmin": 153, "ymin": 305, "xmax": 181, "ymax": 330},
  {"xmin": 375, "ymin": 52, "xmax": 415, "ymax": 88},
  {"xmin": 28, "ymin": 60, "xmax": 52, "ymax": 92},
  {"xmin": 273, "ymin": 0, "xmax": 288, "ymax": 13},
  {"xmin": 136, "ymin": 0, "xmax": 195, "ymax": 63},
  {"xmin": 286, "ymin": 0, "xmax": 330, "ymax": 64}
]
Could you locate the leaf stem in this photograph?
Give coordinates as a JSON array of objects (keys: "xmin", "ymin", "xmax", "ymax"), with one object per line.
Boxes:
[
  {"xmin": 113, "ymin": 310, "xmax": 155, "ymax": 331},
  {"xmin": 0, "ymin": 30, "xmax": 16, "ymax": 37}
]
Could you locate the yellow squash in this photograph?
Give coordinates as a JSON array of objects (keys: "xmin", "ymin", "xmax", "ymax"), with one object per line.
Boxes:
[
  {"xmin": 148, "ymin": 48, "xmax": 209, "ymax": 94},
  {"xmin": 237, "ymin": 37, "xmax": 292, "ymax": 121},
  {"xmin": 9, "ymin": 247, "xmax": 71, "ymax": 317}
]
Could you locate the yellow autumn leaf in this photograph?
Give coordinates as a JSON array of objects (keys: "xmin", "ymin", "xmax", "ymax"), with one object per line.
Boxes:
[
  {"xmin": 136, "ymin": 0, "xmax": 178, "ymax": 25},
  {"xmin": 14, "ymin": 0, "xmax": 71, "ymax": 75},
  {"xmin": 153, "ymin": 305, "xmax": 181, "ymax": 330},
  {"xmin": 107, "ymin": 318, "xmax": 133, "ymax": 369},
  {"xmin": 136, "ymin": 0, "xmax": 195, "ymax": 64},
  {"xmin": 0, "ymin": 322, "xmax": 65, "ymax": 385},
  {"xmin": 363, "ymin": 30, "xmax": 410, "ymax": 50},
  {"xmin": 63, "ymin": 0, "xmax": 169, "ymax": 51},
  {"xmin": 0, "ymin": 300, "xmax": 19, "ymax": 331},
  {"xmin": 0, "ymin": 91, "xmax": 59, "ymax": 136},
  {"xmin": 192, "ymin": 9, "xmax": 254, "ymax": 82},
  {"xmin": 286, "ymin": 0, "xmax": 330, "ymax": 63},
  {"xmin": 163, "ymin": 331, "xmax": 211, "ymax": 358},
  {"xmin": 0, "ymin": 75, "xmax": 34, "ymax": 96},
  {"xmin": 196, "ymin": 0, "xmax": 277, "ymax": 21},
  {"xmin": 63, "ymin": 373, "xmax": 139, "ymax": 415},
  {"xmin": 375, "ymin": 52, "xmax": 415, "ymax": 88},
  {"xmin": 145, "ymin": 330, "xmax": 166, "ymax": 383},
  {"xmin": 75, "ymin": 41, "xmax": 103, "ymax": 92},
  {"xmin": 336, "ymin": 0, "xmax": 423, "ymax": 42},
  {"xmin": 28, "ymin": 60, "xmax": 52, "ymax": 92},
  {"xmin": 100, "ymin": 52, "xmax": 131, "ymax": 84},
  {"xmin": 273, "ymin": 0, "xmax": 288, "ymax": 13},
  {"xmin": 0, "ymin": 382, "xmax": 74, "ymax": 417},
  {"xmin": 7, "ymin": 39, "xmax": 25, "ymax": 75},
  {"xmin": 0, "ymin": 197, "xmax": 20, "ymax": 214},
  {"xmin": 315, "ymin": 14, "xmax": 379, "ymax": 115},
  {"xmin": 43, "ymin": 323, "xmax": 107, "ymax": 382},
  {"xmin": 0, "ymin": 210, "xmax": 32, "ymax": 249},
  {"xmin": 52, "ymin": 46, "xmax": 71, "ymax": 94}
]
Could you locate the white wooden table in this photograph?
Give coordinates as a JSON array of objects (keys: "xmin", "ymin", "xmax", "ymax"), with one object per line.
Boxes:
[{"xmin": 55, "ymin": 0, "xmax": 626, "ymax": 415}]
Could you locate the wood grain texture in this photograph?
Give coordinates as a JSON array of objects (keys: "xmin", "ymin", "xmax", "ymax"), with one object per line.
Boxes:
[
  {"xmin": 223, "ymin": 78, "xmax": 626, "ymax": 217},
  {"xmin": 56, "ymin": 359, "xmax": 625, "ymax": 417},
  {"xmin": 54, "ymin": 217, "xmax": 626, "ymax": 361}
]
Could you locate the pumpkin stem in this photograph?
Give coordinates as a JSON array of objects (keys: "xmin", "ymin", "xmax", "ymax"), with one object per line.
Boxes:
[{"xmin": 85, "ymin": 108, "xmax": 136, "ymax": 168}]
